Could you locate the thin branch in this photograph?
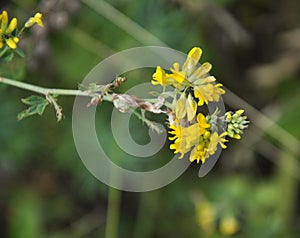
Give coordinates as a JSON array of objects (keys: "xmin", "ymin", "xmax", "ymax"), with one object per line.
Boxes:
[{"xmin": 0, "ymin": 76, "xmax": 90, "ymax": 96}]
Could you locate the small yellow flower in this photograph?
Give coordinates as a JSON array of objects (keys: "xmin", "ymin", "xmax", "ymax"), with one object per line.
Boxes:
[
  {"xmin": 25, "ymin": 12, "xmax": 44, "ymax": 28},
  {"xmin": 169, "ymin": 125, "xmax": 191, "ymax": 159},
  {"xmin": 195, "ymin": 200, "xmax": 216, "ymax": 234},
  {"xmin": 170, "ymin": 62, "xmax": 186, "ymax": 84},
  {"xmin": 171, "ymin": 47, "xmax": 225, "ymax": 105},
  {"xmin": 0, "ymin": 11, "xmax": 19, "ymax": 49},
  {"xmin": 169, "ymin": 112, "xmax": 212, "ymax": 161},
  {"xmin": 206, "ymin": 132, "xmax": 227, "ymax": 156},
  {"xmin": 196, "ymin": 113, "xmax": 210, "ymax": 132},
  {"xmin": 219, "ymin": 216, "xmax": 240, "ymax": 236}
]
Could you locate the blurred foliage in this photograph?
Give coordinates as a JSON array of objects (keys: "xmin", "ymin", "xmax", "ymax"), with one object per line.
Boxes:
[{"xmin": 1, "ymin": 0, "xmax": 300, "ymax": 237}]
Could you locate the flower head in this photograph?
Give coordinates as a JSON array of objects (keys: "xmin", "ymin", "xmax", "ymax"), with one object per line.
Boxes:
[
  {"xmin": 152, "ymin": 47, "xmax": 225, "ymax": 108},
  {"xmin": 168, "ymin": 111, "xmax": 228, "ymax": 163},
  {"xmin": 153, "ymin": 47, "xmax": 249, "ymax": 167}
]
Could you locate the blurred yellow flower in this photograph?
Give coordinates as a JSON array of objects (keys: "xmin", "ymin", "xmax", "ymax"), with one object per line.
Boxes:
[
  {"xmin": 219, "ymin": 216, "xmax": 240, "ymax": 236},
  {"xmin": 25, "ymin": 12, "xmax": 44, "ymax": 28},
  {"xmin": 0, "ymin": 11, "xmax": 19, "ymax": 49},
  {"xmin": 195, "ymin": 201, "xmax": 216, "ymax": 235}
]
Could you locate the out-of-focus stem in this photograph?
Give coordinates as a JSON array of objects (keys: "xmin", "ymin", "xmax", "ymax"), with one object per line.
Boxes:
[{"xmin": 104, "ymin": 187, "xmax": 122, "ymax": 238}]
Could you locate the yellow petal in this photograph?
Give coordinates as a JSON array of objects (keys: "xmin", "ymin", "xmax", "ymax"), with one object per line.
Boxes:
[
  {"xmin": 25, "ymin": 12, "xmax": 44, "ymax": 28},
  {"xmin": 189, "ymin": 62, "xmax": 212, "ymax": 82},
  {"xmin": 189, "ymin": 147, "xmax": 200, "ymax": 163},
  {"xmin": 175, "ymin": 93, "xmax": 187, "ymax": 119},
  {"xmin": 193, "ymin": 76, "xmax": 216, "ymax": 86},
  {"xmin": 7, "ymin": 17, "xmax": 17, "ymax": 33},
  {"xmin": 197, "ymin": 113, "xmax": 210, "ymax": 128},
  {"xmin": 6, "ymin": 38, "xmax": 17, "ymax": 49},
  {"xmin": 182, "ymin": 48, "xmax": 202, "ymax": 76},
  {"xmin": 186, "ymin": 94, "xmax": 197, "ymax": 121},
  {"xmin": 236, "ymin": 109, "xmax": 244, "ymax": 115},
  {"xmin": 1, "ymin": 11, "xmax": 8, "ymax": 30},
  {"xmin": 188, "ymin": 47, "xmax": 202, "ymax": 62},
  {"xmin": 34, "ymin": 13, "xmax": 44, "ymax": 27},
  {"xmin": 25, "ymin": 18, "xmax": 34, "ymax": 28}
]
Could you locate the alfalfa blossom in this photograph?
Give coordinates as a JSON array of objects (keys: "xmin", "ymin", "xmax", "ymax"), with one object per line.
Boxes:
[{"xmin": 152, "ymin": 47, "xmax": 249, "ymax": 165}]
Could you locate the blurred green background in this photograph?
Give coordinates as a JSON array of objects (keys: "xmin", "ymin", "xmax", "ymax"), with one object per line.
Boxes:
[{"xmin": 1, "ymin": 0, "xmax": 300, "ymax": 237}]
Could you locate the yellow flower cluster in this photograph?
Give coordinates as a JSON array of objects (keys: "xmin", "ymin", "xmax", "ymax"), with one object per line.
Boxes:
[
  {"xmin": 152, "ymin": 47, "xmax": 248, "ymax": 164},
  {"xmin": 0, "ymin": 11, "xmax": 43, "ymax": 50},
  {"xmin": 152, "ymin": 47, "xmax": 225, "ymax": 109},
  {"xmin": 0, "ymin": 11, "xmax": 19, "ymax": 49},
  {"xmin": 169, "ymin": 113, "xmax": 227, "ymax": 163}
]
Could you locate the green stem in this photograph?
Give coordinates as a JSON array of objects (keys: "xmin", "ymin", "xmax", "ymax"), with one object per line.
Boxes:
[
  {"xmin": 0, "ymin": 77, "xmax": 156, "ymax": 105},
  {"xmin": 0, "ymin": 76, "xmax": 89, "ymax": 96},
  {"xmin": 133, "ymin": 191, "xmax": 160, "ymax": 238},
  {"xmin": 276, "ymin": 150, "xmax": 298, "ymax": 231},
  {"xmin": 0, "ymin": 47, "xmax": 9, "ymax": 58},
  {"xmin": 105, "ymin": 187, "xmax": 121, "ymax": 238}
]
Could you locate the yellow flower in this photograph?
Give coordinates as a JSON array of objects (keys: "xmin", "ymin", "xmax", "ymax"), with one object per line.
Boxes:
[
  {"xmin": 190, "ymin": 143, "xmax": 207, "ymax": 163},
  {"xmin": 196, "ymin": 113, "xmax": 210, "ymax": 132},
  {"xmin": 170, "ymin": 62, "xmax": 187, "ymax": 84},
  {"xmin": 0, "ymin": 11, "xmax": 19, "ymax": 49},
  {"xmin": 189, "ymin": 131, "xmax": 227, "ymax": 164},
  {"xmin": 219, "ymin": 216, "xmax": 240, "ymax": 236},
  {"xmin": 25, "ymin": 12, "xmax": 44, "ymax": 28},
  {"xmin": 169, "ymin": 123, "xmax": 191, "ymax": 158},
  {"xmin": 195, "ymin": 201, "xmax": 216, "ymax": 234},
  {"xmin": 169, "ymin": 113, "xmax": 212, "ymax": 161},
  {"xmin": 206, "ymin": 132, "xmax": 227, "ymax": 156},
  {"xmin": 171, "ymin": 47, "xmax": 225, "ymax": 105}
]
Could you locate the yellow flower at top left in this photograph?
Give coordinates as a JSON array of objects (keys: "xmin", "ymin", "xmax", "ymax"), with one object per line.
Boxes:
[{"xmin": 0, "ymin": 11, "xmax": 19, "ymax": 49}]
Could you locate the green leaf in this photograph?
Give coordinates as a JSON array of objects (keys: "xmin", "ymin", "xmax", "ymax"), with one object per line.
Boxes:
[
  {"xmin": 15, "ymin": 47, "xmax": 25, "ymax": 58},
  {"xmin": 21, "ymin": 95, "xmax": 48, "ymax": 106},
  {"xmin": 78, "ymin": 83, "xmax": 89, "ymax": 91},
  {"xmin": 0, "ymin": 51, "xmax": 14, "ymax": 63},
  {"xmin": 18, "ymin": 95, "xmax": 49, "ymax": 120}
]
